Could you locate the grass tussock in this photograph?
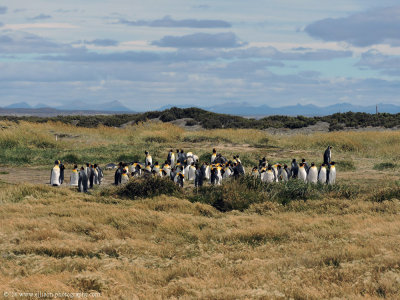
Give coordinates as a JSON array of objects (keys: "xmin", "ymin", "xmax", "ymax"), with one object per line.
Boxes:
[
  {"xmin": 102, "ymin": 176, "xmax": 181, "ymax": 200},
  {"xmin": 189, "ymin": 176, "xmax": 360, "ymax": 211}
]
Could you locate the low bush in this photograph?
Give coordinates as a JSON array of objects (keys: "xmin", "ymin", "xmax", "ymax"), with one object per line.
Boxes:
[
  {"xmin": 188, "ymin": 175, "xmax": 359, "ymax": 211},
  {"xmin": 373, "ymin": 162, "xmax": 397, "ymax": 170},
  {"xmin": 369, "ymin": 186, "xmax": 400, "ymax": 202},
  {"xmin": 116, "ymin": 176, "xmax": 181, "ymax": 199},
  {"xmin": 337, "ymin": 160, "xmax": 356, "ymax": 171}
]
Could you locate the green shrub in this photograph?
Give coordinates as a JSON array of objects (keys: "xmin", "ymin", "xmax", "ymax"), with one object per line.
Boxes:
[
  {"xmin": 61, "ymin": 153, "xmax": 81, "ymax": 164},
  {"xmin": 185, "ymin": 120, "xmax": 197, "ymax": 126},
  {"xmin": 145, "ymin": 136, "xmax": 168, "ymax": 143},
  {"xmin": 373, "ymin": 162, "xmax": 397, "ymax": 170},
  {"xmin": 188, "ymin": 175, "xmax": 359, "ymax": 211},
  {"xmin": 369, "ymin": 186, "xmax": 400, "ymax": 202},
  {"xmin": 336, "ymin": 160, "xmax": 356, "ymax": 171},
  {"xmin": 116, "ymin": 176, "xmax": 180, "ymax": 199}
]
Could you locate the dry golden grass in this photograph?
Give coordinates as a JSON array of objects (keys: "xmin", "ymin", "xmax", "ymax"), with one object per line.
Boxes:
[
  {"xmin": 1, "ymin": 122, "xmax": 400, "ymax": 299},
  {"xmin": 1, "ymin": 183, "xmax": 400, "ymax": 298}
]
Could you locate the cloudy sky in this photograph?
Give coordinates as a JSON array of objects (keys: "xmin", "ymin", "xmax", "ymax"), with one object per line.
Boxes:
[{"xmin": 1, "ymin": 0, "xmax": 400, "ymax": 111}]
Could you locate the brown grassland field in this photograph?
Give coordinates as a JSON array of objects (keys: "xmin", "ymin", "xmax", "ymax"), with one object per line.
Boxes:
[{"xmin": 0, "ymin": 120, "xmax": 400, "ymax": 299}]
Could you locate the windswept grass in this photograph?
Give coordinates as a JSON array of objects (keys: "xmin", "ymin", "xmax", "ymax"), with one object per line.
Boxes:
[{"xmin": 1, "ymin": 183, "xmax": 400, "ymax": 298}]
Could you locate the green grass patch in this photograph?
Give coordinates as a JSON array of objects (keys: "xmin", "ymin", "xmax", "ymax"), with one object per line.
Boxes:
[{"xmin": 373, "ymin": 162, "xmax": 397, "ymax": 170}]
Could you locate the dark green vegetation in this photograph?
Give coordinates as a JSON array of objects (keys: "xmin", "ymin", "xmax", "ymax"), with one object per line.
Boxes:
[
  {"xmin": 101, "ymin": 175, "xmax": 360, "ymax": 212},
  {"xmin": 1, "ymin": 107, "xmax": 399, "ymax": 130}
]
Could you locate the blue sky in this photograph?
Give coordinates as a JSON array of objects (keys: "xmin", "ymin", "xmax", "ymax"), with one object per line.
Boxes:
[{"xmin": 0, "ymin": 0, "xmax": 400, "ymax": 111}]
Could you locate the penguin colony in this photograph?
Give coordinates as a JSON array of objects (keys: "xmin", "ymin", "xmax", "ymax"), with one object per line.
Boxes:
[{"xmin": 51, "ymin": 146, "xmax": 336, "ymax": 192}]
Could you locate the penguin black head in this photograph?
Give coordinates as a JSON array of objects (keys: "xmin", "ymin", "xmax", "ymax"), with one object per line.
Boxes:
[
  {"xmin": 80, "ymin": 166, "xmax": 84, "ymax": 170},
  {"xmin": 284, "ymin": 164, "xmax": 288, "ymax": 169},
  {"xmin": 302, "ymin": 158, "xmax": 306, "ymax": 163},
  {"xmin": 86, "ymin": 163, "xmax": 90, "ymax": 167},
  {"xmin": 267, "ymin": 166, "xmax": 272, "ymax": 170},
  {"xmin": 331, "ymin": 161, "xmax": 335, "ymax": 165},
  {"xmin": 119, "ymin": 162, "xmax": 123, "ymax": 166},
  {"xmin": 213, "ymin": 148, "xmax": 216, "ymax": 153},
  {"xmin": 299, "ymin": 163, "xmax": 304, "ymax": 167},
  {"xmin": 180, "ymin": 149, "xmax": 184, "ymax": 153},
  {"xmin": 277, "ymin": 165, "xmax": 282, "ymax": 169},
  {"xmin": 292, "ymin": 159, "xmax": 296, "ymax": 162},
  {"xmin": 311, "ymin": 162, "xmax": 315, "ymax": 167},
  {"xmin": 321, "ymin": 163, "xmax": 326, "ymax": 167},
  {"xmin": 94, "ymin": 164, "xmax": 98, "ymax": 168},
  {"xmin": 74, "ymin": 164, "xmax": 78, "ymax": 169},
  {"xmin": 54, "ymin": 160, "xmax": 59, "ymax": 165}
]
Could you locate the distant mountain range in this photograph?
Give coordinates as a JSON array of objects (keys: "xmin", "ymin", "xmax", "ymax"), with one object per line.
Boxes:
[
  {"xmin": 159, "ymin": 102, "xmax": 400, "ymax": 116},
  {"xmin": 1, "ymin": 101, "xmax": 400, "ymax": 117},
  {"xmin": 3, "ymin": 101, "xmax": 133, "ymax": 113}
]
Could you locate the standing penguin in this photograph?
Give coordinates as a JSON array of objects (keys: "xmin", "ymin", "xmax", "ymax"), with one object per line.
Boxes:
[
  {"xmin": 78, "ymin": 167, "xmax": 88, "ymax": 193},
  {"xmin": 145, "ymin": 151, "xmax": 152, "ymax": 167},
  {"xmin": 307, "ymin": 163, "xmax": 318, "ymax": 184},
  {"xmin": 324, "ymin": 146, "xmax": 332, "ymax": 165},
  {"xmin": 291, "ymin": 159, "xmax": 299, "ymax": 178},
  {"xmin": 121, "ymin": 169, "xmax": 129, "ymax": 184},
  {"xmin": 251, "ymin": 167, "xmax": 259, "ymax": 178},
  {"xmin": 59, "ymin": 162, "xmax": 65, "ymax": 184},
  {"xmin": 188, "ymin": 163, "xmax": 196, "ymax": 181},
  {"xmin": 195, "ymin": 164, "xmax": 204, "ymax": 188},
  {"xmin": 70, "ymin": 164, "xmax": 79, "ymax": 186},
  {"xmin": 205, "ymin": 163, "xmax": 211, "ymax": 181},
  {"xmin": 211, "ymin": 148, "xmax": 217, "ymax": 164},
  {"xmin": 281, "ymin": 164, "xmax": 291, "ymax": 182},
  {"xmin": 170, "ymin": 150, "xmax": 176, "ymax": 168},
  {"xmin": 318, "ymin": 163, "xmax": 327, "ymax": 184},
  {"xmin": 96, "ymin": 164, "xmax": 104, "ymax": 185},
  {"xmin": 163, "ymin": 161, "xmax": 171, "ymax": 177},
  {"xmin": 114, "ymin": 162, "xmax": 123, "ymax": 185},
  {"xmin": 327, "ymin": 162, "xmax": 336, "ymax": 185},
  {"xmin": 50, "ymin": 160, "xmax": 61, "ymax": 186},
  {"xmin": 263, "ymin": 166, "xmax": 275, "ymax": 183},
  {"xmin": 298, "ymin": 163, "xmax": 307, "ymax": 183}
]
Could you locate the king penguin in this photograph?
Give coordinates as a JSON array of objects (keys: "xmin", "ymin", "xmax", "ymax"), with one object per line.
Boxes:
[
  {"xmin": 298, "ymin": 163, "xmax": 307, "ymax": 182},
  {"xmin": 211, "ymin": 148, "xmax": 217, "ymax": 164},
  {"xmin": 318, "ymin": 163, "xmax": 327, "ymax": 184},
  {"xmin": 145, "ymin": 151, "xmax": 152, "ymax": 166},
  {"xmin": 327, "ymin": 162, "xmax": 336, "ymax": 185},
  {"xmin": 50, "ymin": 160, "xmax": 61, "ymax": 186},
  {"xmin": 70, "ymin": 164, "xmax": 79, "ymax": 186},
  {"xmin": 307, "ymin": 163, "xmax": 318, "ymax": 184}
]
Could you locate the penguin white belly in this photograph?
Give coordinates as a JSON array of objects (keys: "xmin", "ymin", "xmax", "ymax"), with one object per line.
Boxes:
[
  {"xmin": 153, "ymin": 166, "xmax": 160, "ymax": 174},
  {"xmin": 163, "ymin": 167, "xmax": 171, "ymax": 177},
  {"xmin": 188, "ymin": 167, "xmax": 196, "ymax": 181},
  {"xmin": 211, "ymin": 154, "xmax": 216, "ymax": 163},
  {"xmin": 184, "ymin": 166, "xmax": 190, "ymax": 178},
  {"xmin": 252, "ymin": 171, "xmax": 259, "ymax": 178},
  {"xmin": 318, "ymin": 168, "xmax": 327, "ymax": 184},
  {"xmin": 272, "ymin": 167, "xmax": 278, "ymax": 182},
  {"xmin": 205, "ymin": 166, "xmax": 211, "ymax": 180},
  {"xmin": 121, "ymin": 174, "xmax": 129, "ymax": 184},
  {"xmin": 146, "ymin": 156, "xmax": 152, "ymax": 166},
  {"xmin": 70, "ymin": 172, "xmax": 79, "ymax": 186},
  {"xmin": 307, "ymin": 168, "xmax": 318, "ymax": 184},
  {"xmin": 170, "ymin": 156, "xmax": 175, "ymax": 168},
  {"xmin": 51, "ymin": 168, "xmax": 60, "ymax": 186},
  {"xmin": 328, "ymin": 167, "xmax": 336, "ymax": 184},
  {"xmin": 216, "ymin": 170, "xmax": 222, "ymax": 185},
  {"xmin": 266, "ymin": 171, "xmax": 275, "ymax": 183},
  {"xmin": 299, "ymin": 168, "xmax": 307, "ymax": 182},
  {"xmin": 129, "ymin": 164, "xmax": 135, "ymax": 173},
  {"xmin": 223, "ymin": 168, "xmax": 232, "ymax": 179},
  {"xmin": 187, "ymin": 157, "xmax": 194, "ymax": 166}
]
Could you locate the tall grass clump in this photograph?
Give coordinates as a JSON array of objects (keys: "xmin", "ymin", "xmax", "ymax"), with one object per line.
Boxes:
[
  {"xmin": 189, "ymin": 175, "xmax": 359, "ymax": 211},
  {"xmin": 109, "ymin": 176, "xmax": 181, "ymax": 200}
]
